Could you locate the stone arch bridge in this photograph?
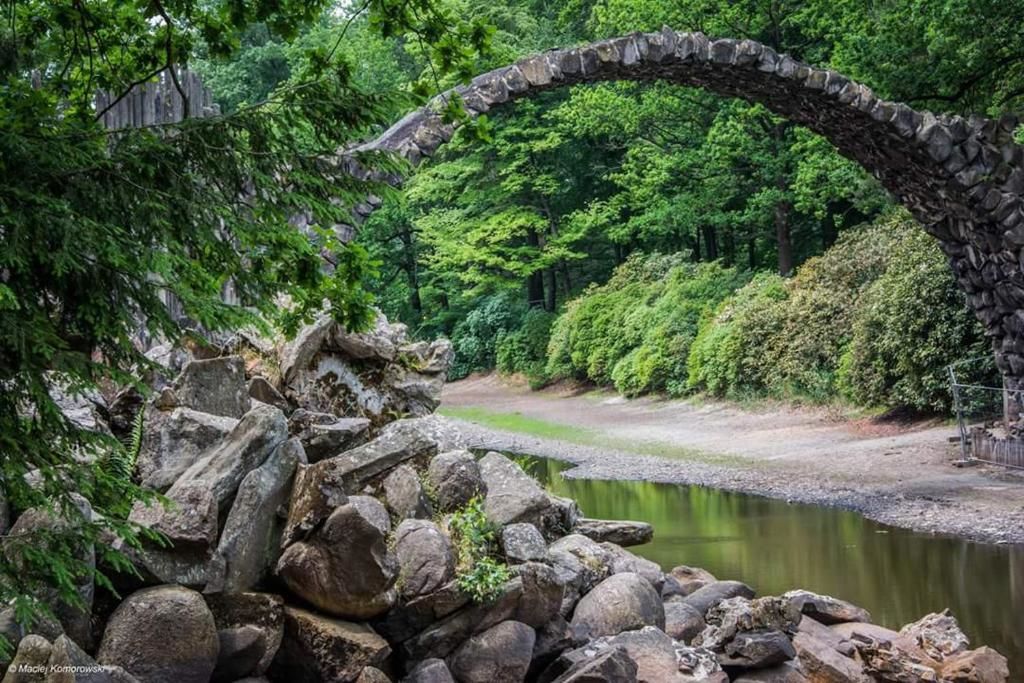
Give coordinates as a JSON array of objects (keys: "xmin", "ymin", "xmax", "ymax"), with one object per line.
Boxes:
[{"xmin": 343, "ymin": 27, "xmax": 1024, "ymax": 397}]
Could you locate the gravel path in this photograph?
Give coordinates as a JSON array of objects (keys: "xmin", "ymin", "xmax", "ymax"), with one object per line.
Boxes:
[{"xmin": 442, "ymin": 375, "xmax": 1024, "ymax": 545}]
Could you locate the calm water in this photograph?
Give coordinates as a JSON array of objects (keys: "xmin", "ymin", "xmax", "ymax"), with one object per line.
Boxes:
[{"xmin": 522, "ymin": 456, "xmax": 1024, "ymax": 674}]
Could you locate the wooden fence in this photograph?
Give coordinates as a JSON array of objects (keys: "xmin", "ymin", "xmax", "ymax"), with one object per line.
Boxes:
[
  {"xmin": 96, "ymin": 67, "xmax": 220, "ymax": 130},
  {"xmin": 969, "ymin": 427, "xmax": 1024, "ymax": 469}
]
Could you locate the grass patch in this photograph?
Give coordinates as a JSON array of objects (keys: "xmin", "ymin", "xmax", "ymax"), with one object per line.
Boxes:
[{"xmin": 439, "ymin": 405, "xmax": 749, "ymax": 467}]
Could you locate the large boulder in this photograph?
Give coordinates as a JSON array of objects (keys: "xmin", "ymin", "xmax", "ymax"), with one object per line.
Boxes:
[
  {"xmin": 402, "ymin": 563, "xmax": 561, "ymax": 662},
  {"xmin": 46, "ymin": 633, "xmax": 138, "ymax": 683},
  {"xmin": 547, "ymin": 535, "xmax": 612, "ymax": 615},
  {"xmin": 899, "ymin": 610, "xmax": 970, "ymax": 661},
  {"xmin": 695, "ymin": 596, "xmax": 800, "ymax": 653},
  {"xmin": 384, "ymin": 465, "xmax": 433, "ymax": 520},
  {"xmin": 719, "ymin": 629, "xmax": 796, "ymax": 669},
  {"xmin": 792, "ymin": 631, "xmax": 869, "ymax": 683},
  {"xmin": 426, "ymin": 451, "xmax": 485, "ymax": 512},
  {"xmin": 732, "ymin": 662, "xmax": 808, "ymax": 682},
  {"xmin": 135, "ymin": 406, "xmax": 238, "ymax": 491},
  {"xmin": 501, "ymin": 523, "xmax": 547, "ymax": 564},
  {"xmin": 478, "ymin": 453, "xmax": 552, "ymax": 528},
  {"xmin": 204, "ymin": 592, "xmax": 284, "ymax": 682},
  {"xmin": 372, "ymin": 582, "xmax": 470, "ymax": 645},
  {"xmin": 572, "ymin": 519, "xmax": 653, "ymax": 547},
  {"xmin": 940, "ymin": 647, "xmax": 1010, "ymax": 682},
  {"xmin": 569, "ymin": 573, "xmax": 664, "ymax": 642},
  {"xmin": 173, "ymin": 355, "xmax": 250, "ymax": 418},
  {"xmin": 128, "ymin": 482, "xmax": 218, "ymax": 586},
  {"xmin": 3, "ymin": 500, "xmax": 95, "ymax": 649},
  {"xmin": 168, "ymin": 403, "xmax": 288, "ymax": 511},
  {"xmin": 282, "ymin": 422, "xmax": 437, "ymax": 545},
  {"xmin": 681, "ymin": 581, "xmax": 755, "ymax": 617},
  {"xmin": 279, "ymin": 313, "xmax": 451, "ymax": 423},
  {"xmin": 544, "ymin": 628, "xmax": 724, "ymax": 683},
  {"xmin": 403, "ymin": 659, "xmax": 456, "ymax": 683},
  {"xmin": 3, "ymin": 635, "xmax": 52, "ymax": 683},
  {"xmin": 447, "ymin": 620, "xmax": 535, "ymax": 683},
  {"xmin": 276, "ymin": 496, "xmax": 398, "ymax": 620},
  {"xmin": 669, "ymin": 566, "xmax": 716, "ymax": 597},
  {"xmin": 288, "ymin": 409, "xmax": 370, "ymax": 463},
  {"xmin": 247, "ymin": 376, "xmax": 291, "ymax": 414},
  {"xmin": 664, "ymin": 601, "xmax": 705, "ymax": 644},
  {"xmin": 97, "ymin": 585, "xmax": 219, "ymax": 683},
  {"xmin": 600, "ymin": 543, "xmax": 664, "ymax": 592},
  {"xmin": 783, "ymin": 590, "xmax": 871, "ymax": 626},
  {"xmin": 394, "ymin": 520, "xmax": 455, "ymax": 600},
  {"xmin": 544, "ymin": 646, "xmax": 637, "ymax": 683},
  {"xmin": 268, "ymin": 607, "xmax": 391, "ymax": 683},
  {"xmin": 208, "ymin": 438, "xmax": 304, "ymax": 592}
]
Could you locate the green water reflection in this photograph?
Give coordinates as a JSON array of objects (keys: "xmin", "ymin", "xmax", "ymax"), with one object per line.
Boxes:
[{"xmin": 523, "ymin": 457, "xmax": 1023, "ymax": 674}]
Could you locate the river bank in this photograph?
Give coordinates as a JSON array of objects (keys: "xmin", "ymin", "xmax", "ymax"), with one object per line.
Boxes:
[{"xmin": 440, "ymin": 374, "xmax": 1024, "ymax": 545}]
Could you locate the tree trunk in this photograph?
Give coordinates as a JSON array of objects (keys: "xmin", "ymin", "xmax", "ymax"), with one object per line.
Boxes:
[
  {"xmin": 702, "ymin": 225, "xmax": 718, "ymax": 261},
  {"xmin": 560, "ymin": 261, "xmax": 573, "ymax": 297},
  {"xmin": 526, "ymin": 229, "xmax": 545, "ymax": 307},
  {"xmin": 694, "ymin": 228, "xmax": 702, "ymax": 262},
  {"xmin": 821, "ymin": 211, "xmax": 838, "ymax": 249},
  {"xmin": 775, "ymin": 198, "xmax": 794, "ymax": 276},
  {"xmin": 747, "ymin": 238, "xmax": 757, "ymax": 270},
  {"xmin": 544, "ymin": 268, "xmax": 557, "ymax": 312}
]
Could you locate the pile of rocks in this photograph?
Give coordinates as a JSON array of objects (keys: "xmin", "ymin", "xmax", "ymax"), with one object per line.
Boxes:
[{"xmin": 0, "ymin": 316, "xmax": 1011, "ymax": 682}]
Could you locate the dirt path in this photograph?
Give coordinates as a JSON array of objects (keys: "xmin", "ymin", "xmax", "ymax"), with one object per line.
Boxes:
[{"xmin": 440, "ymin": 374, "xmax": 1024, "ymax": 545}]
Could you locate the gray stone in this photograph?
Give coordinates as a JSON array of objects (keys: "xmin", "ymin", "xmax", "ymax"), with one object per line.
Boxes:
[
  {"xmin": 547, "ymin": 535, "xmax": 612, "ymax": 615},
  {"xmin": 212, "ymin": 626, "xmax": 266, "ymax": 682},
  {"xmin": 426, "ymin": 451, "xmax": 485, "ymax": 512},
  {"xmin": 168, "ymin": 403, "xmax": 288, "ymax": 511},
  {"xmin": 276, "ymin": 496, "xmax": 398, "ymax": 620},
  {"xmin": 448, "ymin": 620, "xmax": 535, "ymax": 683},
  {"xmin": 208, "ymin": 438, "xmax": 304, "ymax": 592},
  {"xmin": 600, "ymin": 543, "xmax": 664, "ymax": 591},
  {"xmin": 395, "ymin": 520, "xmax": 455, "ymax": 600},
  {"xmin": 529, "ymin": 616, "xmax": 573, "ymax": 679},
  {"xmin": 247, "ymin": 377, "xmax": 290, "ymax": 413},
  {"xmin": 384, "ymin": 465, "xmax": 433, "ymax": 520},
  {"xmin": 3, "ymin": 635, "xmax": 52, "ymax": 683},
  {"xmin": 569, "ymin": 573, "xmax": 664, "ymax": 642},
  {"xmin": 136, "ymin": 406, "xmax": 238, "ymax": 491},
  {"xmin": 501, "ymin": 523, "xmax": 547, "ymax": 563},
  {"xmin": 97, "ymin": 585, "xmax": 219, "ymax": 683},
  {"xmin": 792, "ymin": 632, "xmax": 870, "ymax": 682},
  {"xmin": 668, "ymin": 566, "xmax": 716, "ymax": 596},
  {"xmin": 4, "ymin": 501, "xmax": 95, "ymax": 649},
  {"xmin": 899, "ymin": 609, "xmax": 970, "ymax": 661},
  {"xmin": 204, "ymin": 592, "xmax": 284, "ymax": 679},
  {"xmin": 478, "ymin": 452, "xmax": 551, "ymax": 528},
  {"xmin": 268, "ymin": 607, "xmax": 391, "ymax": 683},
  {"xmin": 128, "ymin": 482, "xmax": 218, "ymax": 587},
  {"xmin": 573, "ymin": 519, "xmax": 653, "ymax": 547},
  {"xmin": 720, "ymin": 629, "xmax": 796, "ymax": 668},
  {"xmin": 372, "ymin": 581, "xmax": 470, "ymax": 645},
  {"xmin": 783, "ymin": 590, "xmax": 871, "ymax": 626},
  {"xmin": 664, "ymin": 601, "xmax": 705, "ymax": 644},
  {"xmin": 681, "ymin": 580, "xmax": 755, "ymax": 617},
  {"xmin": 402, "ymin": 659, "xmax": 455, "ymax": 683},
  {"xmin": 356, "ymin": 667, "xmax": 391, "ymax": 683},
  {"xmin": 173, "ymin": 356, "xmax": 250, "ymax": 418},
  {"xmin": 545, "ymin": 646, "xmax": 637, "ymax": 683},
  {"xmin": 282, "ymin": 424, "xmax": 436, "ymax": 545},
  {"xmin": 288, "ymin": 409, "xmax": 371, "ymax": 463},
  {"xmin": 696, "ymin": 596, "xmax": 801, "ymax": 652},
  {"xmin": 46, "ymin": 634, "xmax": 139, "ymax": 683}
]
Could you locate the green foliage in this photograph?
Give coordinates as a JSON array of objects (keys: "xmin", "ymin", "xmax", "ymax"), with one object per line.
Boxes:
[
  {"xmin": 496, "ymin": 308, "xmax": 557, "ymax": 386},
  {"xmin": 546, "ymin": 254, "xmax": 748, "ymax": 395},
  {"xmin": 448, "ymin": 497, "xmax": 512, "ymax": 602},
  {"xmin": 687, "ymin": 273, "xmax": 789, "ymax": 398},
  {"xmin": 449, "ymin": 293, "xmax": 527, "ymax": 380},
  {"xmin": 838, "ymin": 226, "xmax": 991, "ymax": 412},
  {"xmin": 0, "ymin": 0, "xmax": 492, "ymax": 648},
  {"xmin": 688, "ymin": 211, "xmax": 989, "ymax": 410}
]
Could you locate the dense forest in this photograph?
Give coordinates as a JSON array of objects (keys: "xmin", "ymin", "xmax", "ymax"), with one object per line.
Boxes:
[{"xmin": 194, "ymin": 0, "xmax": 1022, "ymax": 412}]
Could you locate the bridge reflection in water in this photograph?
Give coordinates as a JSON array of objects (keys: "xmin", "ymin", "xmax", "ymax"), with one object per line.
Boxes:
[{"xmin": 522, "ymin": 455, "xmax": 1023, "ymax": 674}]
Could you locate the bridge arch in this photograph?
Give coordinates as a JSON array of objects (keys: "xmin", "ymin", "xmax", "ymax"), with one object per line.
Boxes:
[{"xmin": 352, "ymin": 27, "xmax": 1024, "ymax": 394}]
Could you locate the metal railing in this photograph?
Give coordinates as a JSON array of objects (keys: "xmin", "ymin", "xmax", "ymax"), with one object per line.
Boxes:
[{"xmin": 947, "ymin": 356, "xmax": 1023, "ymax": 466}]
